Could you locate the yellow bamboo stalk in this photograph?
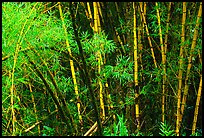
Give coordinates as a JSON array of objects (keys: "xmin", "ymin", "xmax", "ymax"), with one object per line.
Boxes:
[
  {"xmin": 155, "ymin": 2, "xmax": 166, "ymax": 123},
  {"xmin": 95, "ymin": 3, "xmax": 112, "ymax": 120},
  {"xmin": 137, "ymin": 4, "xmax": 145, "ymax": 83},
  {"xmin": 107, "ymin": 89, "xmax": 116, "ymax": 121},
  {"xmin": 162, "ymin": 3, "xmax": 171, "ymax": 123},
  {"xmin": 93, "ymin": 2, "xmax": 98, "ymax": 33},
  {"xmin": 80, "ymin": 3, "xmax": 90, "ymax": 22},
  {"xmin": 97, "ymin": 2, "xmax": 104, "ymax": 24},
  {"xmin": 87, "ymin": 2, "xmax": 94, "ymax": 30},
  {"xmin": 114, "ymin": 26, "xmax": 126, "ymax": 54},
  {"xmin": 70, "ymin": 60, "xmax": 82, "ymax": 123},
  {"xmin": 192, "ymin": 75, "xmax": 202, "ymax": 134},
  {"xmin": 139, "ymin": 2, "xmax": 157, "ymax": 68},
  {"xmin": 29, "ymin": 83, "xmax": 41, "ymax": 135},
  {"xmin": 143, "ymin": 2, "xmax": 146, "ymax": 17},
  {"xmin": 115, "ymin": 2, "xmax": 126, "ymax": 44},
  {"xmin": 93, "ymin": 2, "xmax": 105, "ymax": 121},
  {"xmin": 115, "ymin": 2, "xmax": 120, "ymax": 18},
  {"xmin": 179, "ymin": 2, "xmax": 202, "ymax": 131},
  {"xmin": 176, "ymin": 2, "xmax": 186, "ymax": 136},
  {"xmin": 133, "ymin": 2, "xmax": 140, "ymax": 129},
  {"xmin": 58, "ymin": 2, "xmax": 82, "ymax": 125},
  {"xmin": 10, "ymin": 3, "xmax": 39, "ymax": 135},
  {"xmin": 138, "ymin": 26, "xmax": 144, "ymax": 82},
  {"xmin": 97, "ymin": 4, "xmax": 101, "ymax": 33},
  {"xmin": 106, "ymin": 4, "xmax": 126, "ymax": 55},
  {"xmin": 98, "ymin": 57, "xmax": 105, "ymax": 120},
  {"xmin": 164, "ymin": 2, "xmax": 171, "ymax": 56},
  {"xmin": 139, "ymin": 2, "xmax": 144, "ymax": 41},
  {"xmin": 87, "ymin": 2, "xmax": 93, "ymax": 19}
]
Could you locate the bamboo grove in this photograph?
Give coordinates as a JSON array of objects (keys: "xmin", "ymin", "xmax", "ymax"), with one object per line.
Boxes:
[{"xmin": 2, "ymin": 2, "xmax": 202, "ymax": 136}]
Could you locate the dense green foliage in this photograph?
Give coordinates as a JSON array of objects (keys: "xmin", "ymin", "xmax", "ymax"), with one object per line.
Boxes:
[{"xmin": 2, "ymin": 2, "xmax": 202, "ymax": 136}]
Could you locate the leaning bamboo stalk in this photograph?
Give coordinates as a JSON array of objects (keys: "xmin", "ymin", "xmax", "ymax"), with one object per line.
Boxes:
[
  {"xmin": 80, "ymin": 2, "xmax": 91, "ymax": 26},
  {"xmin": 176, "ymin": 2, "xmax": 186, "ymax": 136},
  {"xmin": 138, "ymin": 2, "xmax": 158, "ymax": 68},
  {"xmin": 24, "ymin": 109, "xmax": 58, "ymax": 133},
  {"xmin": 84, "ymin": 115, "xmax": 112, "ymax": 136},
  {"xmin": 179, "ymin": 2, "xmax": 202, "ymax": 131},
  {"xmin": 29, "ymin": 83, "xmax": 41, "ymax": 135},
  {"xmin": 30, "ymin": 47, "xmax": 78, "ymax": 135},
  {"xmin": 191, "ymin": 75, "xmax": 202, "ymax": 134},
  {"xmin": 106, "ymin": 3, "xmax": 126, "ymax": 55},
  {"xmin": 24, "ymin": 52, "xmax": 73, "ymax": 134},
  {"xmin": 10, "ymin": 3, "xmax": 39, "ymax": 135},
  {"xmin": 114, "ymin": 26, "xmax": 126, "ymax": 55},
  {"xmin": 58, "ymin": 2, "xmax": 83, "ymax": 126},
  {"xmin": 84, "ymin": 121, "xmax": 98, "ymax": 136}
]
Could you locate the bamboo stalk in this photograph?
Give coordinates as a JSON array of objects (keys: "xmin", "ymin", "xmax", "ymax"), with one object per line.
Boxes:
[
  {"xmin": 164, "ymin": 2, "xmax": 171, "ymax": 55},
  {"xmin": 97, "ymin": 2, "xmax": 104, "ymax": 24},
  {"xmin": 138, "ymin": 2, "xmax": 158, "ymax": 68},
  {"xmin": 179, "ymin": 2, "xmax": 202, "ymax": 131},
  {"xmin": 133, "ymin": 2, "xmax": 140, "ymax": 130},
  {"xmin": 28, "ymin": 83, "xmax": 41, "ymax": 135},
  {"xmin": 58, "ymin": 2, "xmax": 83, "ymax": 128},
  {"xmin": 24, "ymin": 52, "xmax": 73, "ymax": 134},
  {"xmin": 29, "ymin": 47, "xmax": 79, "ymax": 135},
  {"xmin": 69, "ymin": 2, "xmax": 103, "ymax": 135},
  {"xmin": 93, "ymin": 2, "xmax": 106, "ymax": 121},
  {"xmin": 87, "ymin": 2, "xmax": 94, "ymax": 30},
  {"xmin": 115, "ymin": 2, "xmax": 127, "ymax": 45},
  {"xmin": 176, "ymin": 2, "xmax": 186, "ymax": 136},
  {"xmin": 155, "ymin": 2, "xmax": 166, "ymax": 123},
  {"xmin": 10, "ymin": 3, "xmax": 39, "ymax": 135},
  {"xmin": 192, "ymin": 75, "xmax": 202, "ymax": 134}
]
